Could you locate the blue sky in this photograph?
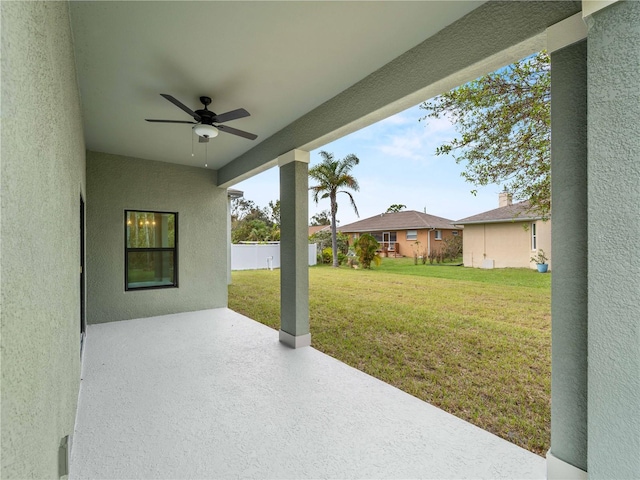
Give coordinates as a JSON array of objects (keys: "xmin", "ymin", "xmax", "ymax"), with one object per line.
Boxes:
[{"xmin": 234, "ymin": 103, "xmax": 501, "ymax": 226}]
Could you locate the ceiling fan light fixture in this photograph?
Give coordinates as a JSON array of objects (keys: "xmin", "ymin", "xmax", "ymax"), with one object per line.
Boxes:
[{"xmin": 193, "ymin": 124, "xmax": 218, "ymax": 139}]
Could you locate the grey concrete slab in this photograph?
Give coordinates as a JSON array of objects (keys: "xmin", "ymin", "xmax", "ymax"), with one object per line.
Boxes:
[{"xmin": 70, "ymin": 309, "xmax": 545, "ymax": 479}]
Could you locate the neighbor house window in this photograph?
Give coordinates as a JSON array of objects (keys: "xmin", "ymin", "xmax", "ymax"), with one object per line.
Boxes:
[
  {"xmin": 451, "ymin": 230, "xmax": 459, "ymax": 236},
  {"xmin": 125, "ymin": 211, "xmax": 177, "ymax": 291},
  {"xmin": 406, "ymin": 230, "xmax": 418, "ymax": 241},
  {"xmin": 531, "ymin": 223, "xmax": 537, "ymax": 250},
  {"xmin": 388, "ymin": 232, "xmax": 397, "ymax": 250},
  {"xmin": 434, "ymin": 230, "xmax": 442, "ymax": 240}
]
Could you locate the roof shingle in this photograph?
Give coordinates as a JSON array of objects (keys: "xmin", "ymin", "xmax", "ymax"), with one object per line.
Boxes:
[
  {"xmin": 455, "ymin": 201, "xmax": 543, "ymax": 225},
  {"xmin": 340, "ymin": 210, "xmax": 458, "ymax": 232}
]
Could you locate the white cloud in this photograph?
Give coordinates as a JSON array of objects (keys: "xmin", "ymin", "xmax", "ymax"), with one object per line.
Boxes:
[
  {"xmin": 237, "ymin": 102, "xmax": 503, "ymax": 229},
  {"xmin": 377, "ymin": 129, "xmax": 427, "ymax": 161}
]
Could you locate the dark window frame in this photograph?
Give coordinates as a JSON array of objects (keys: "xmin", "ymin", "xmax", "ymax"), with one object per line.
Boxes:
[{"xmin": 124, "ymin": 210, "xmax": 178, "ymax": 291}]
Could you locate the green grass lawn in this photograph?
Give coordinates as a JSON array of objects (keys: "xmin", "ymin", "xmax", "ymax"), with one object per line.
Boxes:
[{"xmin": 228, "ymin": 258, "xmax": 551, "ymax": 455}]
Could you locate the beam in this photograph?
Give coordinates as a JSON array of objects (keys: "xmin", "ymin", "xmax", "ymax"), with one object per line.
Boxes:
[{"xmin": 217, "ymin": 1, "xmax": 581, "ymax": 187}]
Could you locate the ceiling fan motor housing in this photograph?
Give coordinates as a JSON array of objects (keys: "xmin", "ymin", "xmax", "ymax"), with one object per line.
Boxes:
[{"xmin": 196, "ymin": 97, "xmax": 216, "ymax": 125}]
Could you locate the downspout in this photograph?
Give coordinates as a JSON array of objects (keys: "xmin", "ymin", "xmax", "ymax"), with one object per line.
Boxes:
[{"xmin": 483, "ymin": 224, "xmax": 487, "ymax": 260}]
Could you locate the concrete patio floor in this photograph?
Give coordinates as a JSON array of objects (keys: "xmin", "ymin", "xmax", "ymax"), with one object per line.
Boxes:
[{"xmin": 70, "ymin": 308, "xmax": 545, "ymax": 479}]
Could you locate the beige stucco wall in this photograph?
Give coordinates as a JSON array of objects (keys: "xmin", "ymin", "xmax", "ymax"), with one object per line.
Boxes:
[
  {"xmin": 462, "ymin": 220, "xmax": 551, "ymax": 269},
  {"xmin": 87, "ymin": 152, "xmax": 228, "ymax": 324},
  {"xmin": 1, "ymin": 2, "xmax": 86, "ymax": 477}
]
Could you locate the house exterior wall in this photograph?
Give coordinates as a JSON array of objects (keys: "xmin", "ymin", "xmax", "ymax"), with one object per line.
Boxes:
[
  {"xmin": 586, "ymin": 2, "xmax": 640, "ymax": 476},
  {"xmin": 462, "ymin": 221, "xmax": 551, "ymax": 269},
  {"xmin": 1, "ymin": 2, "xmax": 86, "ymax": 478},
  {"xmin": 86, "ymin": 152, "xmax": 228, "ymax": 324},
  {"xmin": 428, "ymin": 228, "xmax": 462, "ymax": 255},
  {"xmin": 346, "ymin": 228, "xmax": 461, "ymax": 257}
]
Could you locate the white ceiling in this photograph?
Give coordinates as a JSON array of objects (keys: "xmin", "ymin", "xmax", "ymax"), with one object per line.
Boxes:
[{"xmin": 69, "ymin": 1, "xmax": 484, "ymax": 170}]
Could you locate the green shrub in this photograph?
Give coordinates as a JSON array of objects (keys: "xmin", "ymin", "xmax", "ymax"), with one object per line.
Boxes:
[
  {"xmin": 321, "ymin": 247, "xmax": 347, "ymax": 265},
  {"xmin": 442, "ymin": 235, "xmax": 463, "ymax": 261},
  {"xmin": 309, "ymin": 230, "xmax": 349, "ymax": 254},
  {"xmin": 354, "ymin": 233, "xmax": 382, "ymax": 269}
]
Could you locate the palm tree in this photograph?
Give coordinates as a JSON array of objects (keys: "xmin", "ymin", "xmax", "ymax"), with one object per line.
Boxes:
[{"xmin": 309, "ymin": 151, "xmax": 360, "ymax": 267}]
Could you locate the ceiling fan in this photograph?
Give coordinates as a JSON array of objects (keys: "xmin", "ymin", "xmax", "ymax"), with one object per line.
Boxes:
[{"xmin": 146, "ymin": 94, "xmax": 257, "ymax": 142}]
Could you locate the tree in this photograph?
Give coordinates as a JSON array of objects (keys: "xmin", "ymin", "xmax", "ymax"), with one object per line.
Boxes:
[
  {"xmin": 310, "ymin": 210, "xmax": 331, "ymax": 226},
  {"xmin": 386, "ymin": 204, "xmax": 406, "ymax": 213},
  {"xmin": 309, "ymin": 151, "xmax": 360, "ymax": 267},
  {"xmin": 309, "ymin": 230, "xmax": 349, "ymax": 255},
  {"xmin": 266, "ymin": 200, "xmax": 281, "ymax": 228},
  {"xmin": 231, "ymin": 198, "xmax": 263, "ymax": 223},
  {"xmin": 231, "ymin": 197, "xmax": 278, "ymax": 243},
  {"xmin": 420, "ymin": 51, "xmax": 550, "ymax": 216},
  {"xmin": 354, "ymin": 233, "xmax": 381, "ymax": 269}
]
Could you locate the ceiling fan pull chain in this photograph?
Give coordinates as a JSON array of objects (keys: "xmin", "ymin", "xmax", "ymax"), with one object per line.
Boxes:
[{"xmin": 191, "ymin": 131, "xmax": 195, "ymax": 157}]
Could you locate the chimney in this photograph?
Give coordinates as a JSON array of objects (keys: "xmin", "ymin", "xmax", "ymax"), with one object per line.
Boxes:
[{"xmin": 499, "ymin": 192, "xmax": 512, "ymax": 208}]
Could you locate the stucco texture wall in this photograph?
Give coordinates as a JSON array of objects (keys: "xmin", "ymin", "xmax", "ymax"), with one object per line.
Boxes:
[
  {"xmin": 86, "ymin": 152, "xmax": 227, "ymax": 324},
  {"xmin": 586, "ymin": 1, "xmax": 640, "ymax": 477},
  {"xmin": 462, "ymin": 221, "xmax": 551, "ymax": 269},
  {"xmin": 1, "ymin": 2, "xmax": 86, "ymax": 477}
]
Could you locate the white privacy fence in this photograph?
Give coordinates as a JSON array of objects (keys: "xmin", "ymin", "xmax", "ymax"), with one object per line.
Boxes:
[{"xmin": 231, "ymin": 243, "xmax": 317, "ymax": 270}]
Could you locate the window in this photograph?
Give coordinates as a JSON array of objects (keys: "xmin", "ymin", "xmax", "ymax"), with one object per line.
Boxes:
[
  {"xmin": 125, "ymin": 211, "xmax": 177, "ymax": 291},
  {"xmin": 406, "ymin": 230, "xmax": 418, "ymax": 241},
  {"xmin": 531, "ymin": 223, "xmax": 537, "ymax": 250},
  {"xmin": 434, "ymin": 230, "xmax": 442, "ymax": 240},
  {"xmin": 451, "ymin": 230, "xmax": 459, "ymax": 236}
]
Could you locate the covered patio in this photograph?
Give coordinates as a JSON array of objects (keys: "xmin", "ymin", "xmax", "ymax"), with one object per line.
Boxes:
[
  {"xmin": 3, "ymin": 1, "xmax": 638, "ymax": 478},
  {"xmin": 70, "ymin": 309, "xmax": 544, "ymax": 479}
]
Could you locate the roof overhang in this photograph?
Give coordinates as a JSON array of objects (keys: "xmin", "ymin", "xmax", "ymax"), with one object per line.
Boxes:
[
  {"xmin": 68, "ymin": 1, "xmax": 581, "ymax": 187},
  {"xmin": 455, "ymin": 217, "xmax": 543, "ymax": 226}
]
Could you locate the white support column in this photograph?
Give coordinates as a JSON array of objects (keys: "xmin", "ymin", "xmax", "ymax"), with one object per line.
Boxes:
[{"xmin": 278, "ymin": 149, "xmax": 311, "ymax": 348}]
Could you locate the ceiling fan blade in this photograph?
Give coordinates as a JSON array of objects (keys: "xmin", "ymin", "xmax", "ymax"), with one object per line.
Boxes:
[
  {"xmin": 212, "ymin": 108, "xmax": 250, "ymax": 124},
  {"xmin": 198, "ymin": 136, "xmax": 210, "ymax": 143},
  {"xmin": 160, "ymin": 94, "xmax": 201, "ymax": 121},
  {"xmin": 216, "ymin": 124, "xmax": 258, "ymax": 140},
  {"xmin": 146, "ymin": 119, "xmax": 197, "ymax": 124}
]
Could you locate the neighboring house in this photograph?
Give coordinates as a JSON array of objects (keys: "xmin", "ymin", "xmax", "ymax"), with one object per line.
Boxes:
[
  {"xmin": 456, "ymin": 193, "xmax": 551, "ymax": 270},
  {"xmin": 3, "ymin": 2, "xmax": 638, "ymax": 479},
  {"xmin": 308, "ymin": 225, "xmax": 331, "ymax": 237},
  {"xmin": 340, "ymin": 210, "xmax": 461, "ymax": 257}
]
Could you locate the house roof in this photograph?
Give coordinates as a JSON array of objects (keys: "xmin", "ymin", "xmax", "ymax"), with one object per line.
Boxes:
[
  {"xmin": 340, "ymin": 210, "xmax": 459, "ymax": 233},
  {"xmin": 455, "ymin": 201, "xmax": 544, "ymax": 225}
]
